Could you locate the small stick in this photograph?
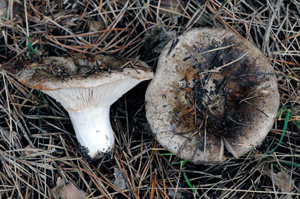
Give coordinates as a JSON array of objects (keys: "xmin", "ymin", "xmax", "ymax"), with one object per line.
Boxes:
[{"xmin": 201, "ymin": 47, "xmax": 254, "ymax": 74}]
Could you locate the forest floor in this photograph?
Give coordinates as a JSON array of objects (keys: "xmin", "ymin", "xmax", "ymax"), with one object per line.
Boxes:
[{"xmin": 0, "ymin": 0, "xmax": 299, "ymax": 198}]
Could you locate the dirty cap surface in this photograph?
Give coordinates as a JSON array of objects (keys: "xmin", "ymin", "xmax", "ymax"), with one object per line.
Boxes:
[
  {"xmin": 145, "ymin": 28, "xmax": 280, "ymax": 164},
  {"xmin": 18, "ymin": 54, "xmax": 153, "ymax": 91}
]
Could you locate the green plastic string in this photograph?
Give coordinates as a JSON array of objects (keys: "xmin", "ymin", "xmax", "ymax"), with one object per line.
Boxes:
[
  {"xmin": 182, "ymin": 160, "xmax": 199, "ymax": 197},
  {"xmin": 159, "ymin": 153, "xmax": 174, "ymax": 156},
  {"xmin": 161, "ymin": 153, "xmax": 198, "ymax": 196},
  {"xmin": 279, "ymin": 160, "xmax": 300, "ymax": 168},
  {"xmin": 294, "ymin": 118, "xmax": 300, "ymax": 128},
  {"xmin": 40, "ymin": 91, "xmax": 48, "ymax": 105},
  {"xmin": 171, "ymin": 160, "xmax": 199, "ymax": 197},
  {"xmin": 263, "ymin": 110, "xmax": 290, "ymax": 155},
  {"xmin": 27, "ymin": 36, "xmax": 38, "ymax": 58}
]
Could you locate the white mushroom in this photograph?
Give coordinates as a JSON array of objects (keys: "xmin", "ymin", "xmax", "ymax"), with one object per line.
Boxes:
[
  {"xmin": 145, "ymin": 28, "xmax": 280, "ymax": 163},
  {"xmin": 18, "ymin": 54, "xmax": 154, "ymax": 159}
]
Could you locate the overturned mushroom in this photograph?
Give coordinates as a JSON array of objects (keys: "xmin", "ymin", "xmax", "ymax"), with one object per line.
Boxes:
[
  {"xmin": 145, "ymin": 28, "xmax": 280, "ymax": 163},
  {"xmin": 18, "ymin": 54, "xmax": 154, "ymax": 159}
]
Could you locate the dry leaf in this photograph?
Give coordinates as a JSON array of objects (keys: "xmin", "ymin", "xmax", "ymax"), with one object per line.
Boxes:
[
  {"xmin": 24, "ymin": 145, "xmax": 35, "ymax": 156},
  {"xmin": 113, "ymin": 168, "xmax": 127, "ymax": 190},
  {"xmin": 89, "ymin": 21, "xmax": 104, "ymax": 32},
  {"xmin": 58, "ymin": 183, "xmax": 87, "ymax": 199},
  {"xmin": 88, "ymin": 21, "xmax": 104, "ymax": 37},
  {"xmin": 52, "ymin": 177, "xmax": 87, "ymax": 199},
  {"xmin": 263, "ymin": 169, "xmax": 294, "ymax": 192}
]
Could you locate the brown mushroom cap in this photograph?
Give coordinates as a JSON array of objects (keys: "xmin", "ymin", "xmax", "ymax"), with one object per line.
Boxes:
[{"xmin": 145, "ymin": 28, "xmax": 280, "ymax": 164}]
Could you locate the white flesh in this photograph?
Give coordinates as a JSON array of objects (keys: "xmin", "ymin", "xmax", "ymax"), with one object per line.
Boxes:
[
  {"xmin": 44, "ymin": 79, "xmax": 142, "ymax": 159},
  {"xmin": 68, "ymin": 106, "xmax": 114, "ymax": 158}
]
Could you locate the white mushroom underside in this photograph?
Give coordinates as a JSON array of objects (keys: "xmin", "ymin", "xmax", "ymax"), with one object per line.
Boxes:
[{"xmin": 44, "ymin": 78, "xmax": 142, "ymax": 158}]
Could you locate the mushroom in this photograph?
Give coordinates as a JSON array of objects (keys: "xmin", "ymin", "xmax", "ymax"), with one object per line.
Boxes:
[
  {"xmin": 145, "ymin": 28, "xmax": 280, "ymax": 163},
  {"xmin": 18, "ymin": 54, "xmax": 154, "ymax": 159}
]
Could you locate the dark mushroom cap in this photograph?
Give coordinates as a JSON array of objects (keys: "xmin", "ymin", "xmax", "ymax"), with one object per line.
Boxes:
[{"xmin": 145, "ymin": 28, "xmax": 280, "ymax": 164}]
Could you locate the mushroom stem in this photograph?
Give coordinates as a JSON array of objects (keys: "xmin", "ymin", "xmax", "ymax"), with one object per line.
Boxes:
[{"xmin": 68, "ymin": 106, "xmax": 114, "ymax": 159}]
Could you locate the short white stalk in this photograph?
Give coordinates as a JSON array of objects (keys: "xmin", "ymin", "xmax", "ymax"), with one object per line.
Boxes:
[{"xmin": 67, "ymin": 106, "xmax": 114, "ymax": 158}]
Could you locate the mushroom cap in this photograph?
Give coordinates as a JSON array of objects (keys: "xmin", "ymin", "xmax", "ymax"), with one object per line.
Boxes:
[
  {"xmin": 18, "ymin": 54, "xmax": 154, "ymax": 111},
  {"xmin": 18, "ymin": 54, "xmax": 153, "ymax": 91},
  {"xmin": 145, "ymin": 28, "xmax": 280, "ymax": 164}
]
